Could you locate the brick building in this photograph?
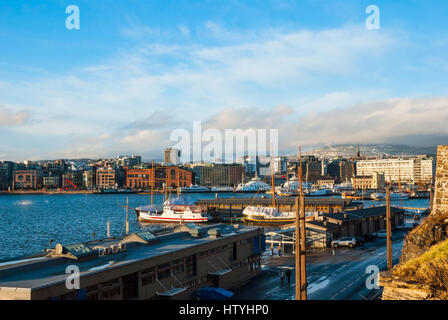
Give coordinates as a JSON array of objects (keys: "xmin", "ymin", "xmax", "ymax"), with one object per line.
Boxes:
[
  {"xmin": 125, "ymin": 166, "xmax": 193, "ymax": 190},
  {"xmin": 96, "ymin": 168, "xmax": 116, "ymax": 189},
  {"xmin": 12, "ymin": 170, "xmax": 38, "ymax": 190}
]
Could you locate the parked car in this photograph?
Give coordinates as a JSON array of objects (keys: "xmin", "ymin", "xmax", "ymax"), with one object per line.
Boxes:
[
  {"xmin": 396, "ymin": 223, "xmax": 418, "ymax": 231},
  {"xmin": 331, "ymin": 237, "xmax": 363, "ymax": 248},
  {"xmin": 372, "ymin": 229, "xmax": 388, "ymax": 238}
]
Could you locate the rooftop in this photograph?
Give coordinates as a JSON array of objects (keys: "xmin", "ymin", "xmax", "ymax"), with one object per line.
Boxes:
[
  {"xmin": 0, "ymin": 224, "xmax": 260, "ymax": 291},
  {"xmin": 196, "ymin": 197, "xmax": 352, "ymax": 206},
  {"xmin": 322, "ymin": 206, "xmax": 404, "ymax": 222}
]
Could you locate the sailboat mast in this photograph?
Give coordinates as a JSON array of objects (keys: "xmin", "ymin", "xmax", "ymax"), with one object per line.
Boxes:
[
  {"xmin": 299, "ymin": 147, "xmax": 303, "ymax": 196},
  {"xmin": 151, "ymin": 160, "xmax": 154, "ymax": 205},
  {"xmin": 270, "ymin": 150, "xmax": 276, "ymax": 208}
]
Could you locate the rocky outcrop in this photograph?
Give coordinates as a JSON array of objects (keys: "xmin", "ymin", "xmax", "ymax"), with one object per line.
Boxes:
[
  {"xmin": 381, "ymin": 145, "xmax": 448, "ymax": 300},
  {"xmin": 379, "ymin": 272, "xmax": 432, "ymax": 300},
  {"xmin": 400, "ymin": 145, "xmax": 448, "ymax": 263}
]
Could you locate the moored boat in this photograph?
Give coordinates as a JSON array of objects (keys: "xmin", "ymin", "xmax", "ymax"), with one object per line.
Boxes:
[
  {"xmin": 241, "ymin": 206, "xmax": 296, "ymax": 225},
  {"xmin": 137, "ymin": 197, "xmax": 209, "ymax": 223}
]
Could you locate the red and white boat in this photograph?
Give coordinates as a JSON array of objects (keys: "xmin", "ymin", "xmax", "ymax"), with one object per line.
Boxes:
[{"xmin": 136, "ymin": 197, "xmax": 209, "ymax": 223}]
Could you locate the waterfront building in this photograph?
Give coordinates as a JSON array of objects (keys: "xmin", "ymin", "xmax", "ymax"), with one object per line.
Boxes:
[
  {"xmin": 0, "ymin": 161, "xmax": 15, "ymax": 190},
  {"xmin": 125, "ymin": 168, "xmax": 153, "ymax": 189},
  {"xmin": 164, "ymin": 148, "xmax": 181, "ymax": 165},
  {"xmin": 0, "ymin": 224, "xmax": 264, "ymax": 300},
  {"xmin": 12, "ymin": 170, "xmax": 38, "ymax": 190},
  {"xmin": 199, "ymin": 164, "xmax": 245, "ymax": 187},
  {"xmin": 83, "ymin": 168, "xmax": 97, "ymax": 189},
  {"xmin": 165, "ymin": 166, "xmax": 193, "ymax": 188},
  {"xmin": 356, "ymin": 157, "xmax": 435, "ymax": 185},
  {"xmin": 42, "ymin": 176, "xmax": 61, "ymax": 189},
  {"xmin": 62, "ymin": 171, "xmax": 84, "ymax": 189},
  {"xmin": 351, "ymin": 172, "xmax": 385, "ymax": 190},
  {"xmin": 125, "ymin": 166, "xmax": 193, "ymax": 189},
  {"xmin": 96, "ymin": 168, "xmax": 117, "ymax": 189}
]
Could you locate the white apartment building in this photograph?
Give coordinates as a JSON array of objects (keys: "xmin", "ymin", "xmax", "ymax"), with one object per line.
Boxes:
[{"xmin": 356, "ymin": 157, "xmax": 435, "ymax": 184}]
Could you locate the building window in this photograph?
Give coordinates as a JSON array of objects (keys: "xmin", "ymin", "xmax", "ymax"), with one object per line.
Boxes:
[
  {"xmin": 172, "ymin": 259, "xmax": 185, "ymax": 275},
  {"xmin": 186, "ymin": 255, "xmax": 197, "ymax": 277},
  {"xmin": 157, "ymin": 263, "xmax": 171, "ymax": 280},
  {"xmin": 141, "ymin": 267, "xmax": 156, "ymax": 286}
]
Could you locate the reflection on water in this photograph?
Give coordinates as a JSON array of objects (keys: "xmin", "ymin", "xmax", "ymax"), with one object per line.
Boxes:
[
  {"xmin": 0, "ymin": 192, "xmax": 263, "ymax": 261},
  {"xmin": 0, "ymin": 193, "xmax": 429, "ymax": 261}
]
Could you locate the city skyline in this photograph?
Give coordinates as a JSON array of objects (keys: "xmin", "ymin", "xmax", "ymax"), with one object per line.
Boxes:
[{"xmin": 1, "ymin": 1, "xmax": 448, "ymax": 161}]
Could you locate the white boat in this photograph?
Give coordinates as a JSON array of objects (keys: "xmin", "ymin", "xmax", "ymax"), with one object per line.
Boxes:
[
  {"xmin": 370, "ymin": 192, "xmax": 409, "ymax": 201},
  {"xmin": 332, "ymin": 182, "xmax": 353, "ymax": 192},
  {"xmin": 137, "ymin": 197, "xmax": 209, "ymax": 223},
  {"xmin": 236, "ymin": 175, "xmax": 272, "ymax": 192},
  {"xmin": 281, "ymin": 175, "xmax": 311, "ymax": 192},
  {"xmin": 242, "ymin": 206, "xmax": 296, "ymax": 225},
  {"xmin": 179, "ymin": 185, "xmax": 210, "ymax": 193},
  {"xmin": 210, "ymin": 186, "xmax": 234, "ymax": 192},
  {"xmin": 308, "ymin": 189, "xmax": 332, "ymax": 196}
]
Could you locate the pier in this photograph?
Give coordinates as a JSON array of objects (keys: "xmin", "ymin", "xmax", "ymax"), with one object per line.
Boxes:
[{"xmin": 195, "ymin": 197, "xmax": 362, "ymax": 222}]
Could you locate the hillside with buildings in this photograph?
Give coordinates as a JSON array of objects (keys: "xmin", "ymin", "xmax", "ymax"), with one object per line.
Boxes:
[{"xmin": 303, "ymin": 144, "xmax": 437, "ymax": 159}]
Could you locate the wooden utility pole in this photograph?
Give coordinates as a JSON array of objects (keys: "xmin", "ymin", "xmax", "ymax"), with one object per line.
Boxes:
[
  {"xmin": 299, "ymin": 193, "xmax": 307, "ymax": 300},
  {"xmin": 295, "ymin": 196, "xmax": 301, "ymax": 300},
  {"xmin": 125, "ymin": 196, "xmax": 130, "ymax": 235},
  {"xmin": 295, "ymin": 147, "xmax": 307, "ymax": 300},
  {"xmin": 386, "ymin": 187, "xmax": 393, "ymax": 270}
]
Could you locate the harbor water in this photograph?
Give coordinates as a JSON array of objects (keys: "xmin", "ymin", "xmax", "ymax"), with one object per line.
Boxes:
[{"xmin": 0, "ymin": 193, "xmax": 429, "ymax": 261}]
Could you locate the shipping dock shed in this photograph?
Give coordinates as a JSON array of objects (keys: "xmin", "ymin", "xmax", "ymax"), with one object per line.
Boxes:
[
  {"xmin": 267, "ymin": 206, "xmax": 405, "ymax": 250},
  {"xmin": 196, "ymin": 197, "xmax": 363, "ymax": 222},
  {"xmin": 0, "ymin": 224, "xmax": 265, "ymax": 300}
]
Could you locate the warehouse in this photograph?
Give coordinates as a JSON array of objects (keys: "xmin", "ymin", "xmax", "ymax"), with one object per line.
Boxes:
[{"xmin": 0, "ymin": 224, "xmax": 264, "ymax": 300}]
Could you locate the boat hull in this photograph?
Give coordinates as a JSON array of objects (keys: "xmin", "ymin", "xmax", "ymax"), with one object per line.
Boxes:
[
  {"xmin": 139, "ymin": 215, "xmax": 209, "ymax": 223},
  {"xmin": 242, "ymin": 215, "xmax": 295, "ymax": 226}
]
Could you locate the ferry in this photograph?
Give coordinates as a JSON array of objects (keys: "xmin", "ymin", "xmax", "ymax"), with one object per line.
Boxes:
[
  {"xmin": 210, "ymin": 186, "xmax": 234, "ymax": 192},
  {"xmin": 235, "ymin": 175, "xmax": 272, "ymax": 192},
  {"xmin": 179, "ymin": 185, "xmax": 210, "ymax": 193},
  {"xmin": 136, "ymin": 197, "xmax": 209, "ymax": 223}
]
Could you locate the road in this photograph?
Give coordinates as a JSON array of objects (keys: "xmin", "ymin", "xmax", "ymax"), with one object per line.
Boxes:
[{"xmin": 232, "ymin": 233, "xmax": 405, "ymax": 300}]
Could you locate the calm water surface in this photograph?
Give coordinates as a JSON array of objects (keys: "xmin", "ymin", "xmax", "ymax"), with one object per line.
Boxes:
[{"xmin": 0, "ymin": 193, "xmax": 429, "ymax": 261}]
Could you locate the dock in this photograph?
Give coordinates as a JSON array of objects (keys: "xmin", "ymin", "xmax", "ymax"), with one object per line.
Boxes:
[{"xmin": 195, "ymin": 197, "xmax": 362, "ymax": 222}]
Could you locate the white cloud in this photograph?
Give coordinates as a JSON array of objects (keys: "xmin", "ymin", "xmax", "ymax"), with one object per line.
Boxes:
[
  {"xmin": 0, "ymin": 23, "xmax": 439, "ymax": 160},
  {"xmin": 0, "ymin": 106, "xmax": 29, "ymax": 126}
]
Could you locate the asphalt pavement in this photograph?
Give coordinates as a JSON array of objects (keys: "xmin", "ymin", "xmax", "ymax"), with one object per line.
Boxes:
[{"xmin": 232, "ymin": 232, "xmax": 406, "ymax": 300}]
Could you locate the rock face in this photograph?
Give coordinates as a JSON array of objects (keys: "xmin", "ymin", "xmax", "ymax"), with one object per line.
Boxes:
[
  {"xmin": 381, "ymin": 145, "xmax": 448, "ymax": 300},
  {"xmin": 400, "ymin": 145, "xmax": 448, "ymax": 264},
  {"xmin": 379, "ymin": 272, "xmax": 432, "ymax": 300}
]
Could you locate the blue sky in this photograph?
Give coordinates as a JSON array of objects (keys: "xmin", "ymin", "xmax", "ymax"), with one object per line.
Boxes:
[{"xmin": 1, "ymin": 0, "xmax": 448, "ymax": 161}]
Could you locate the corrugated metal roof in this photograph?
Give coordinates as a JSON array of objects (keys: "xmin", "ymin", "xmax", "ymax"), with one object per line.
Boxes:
[{"xmin": 195, "ymin": 197, "xmax": 351, "ymax": 205}]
